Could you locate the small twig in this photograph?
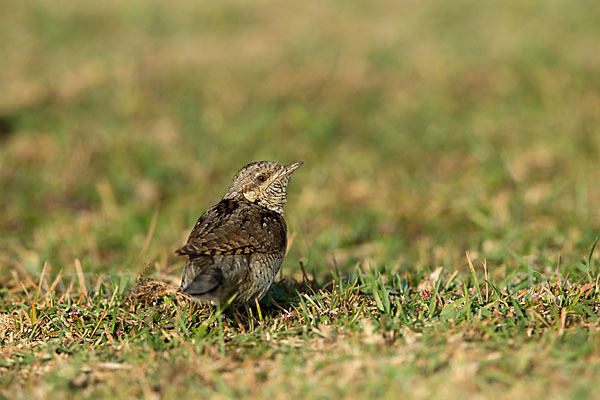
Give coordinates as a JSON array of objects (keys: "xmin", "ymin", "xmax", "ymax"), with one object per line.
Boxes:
[
  {"xmin": 231, "ymin": 309, "xmax": 246, "ymax": 332},
  {"xmin": 299, "ymin": 260, "xmax": 316, "ymax": 294},
  {"xmin": 270, "ymin": 298, "xmax": 288, "ymax": 312}
]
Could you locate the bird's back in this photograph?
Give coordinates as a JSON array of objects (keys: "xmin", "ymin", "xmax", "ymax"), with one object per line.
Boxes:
[{"xmin": 178, "ymin": 198, "xmax": 287, "ymax": 304}]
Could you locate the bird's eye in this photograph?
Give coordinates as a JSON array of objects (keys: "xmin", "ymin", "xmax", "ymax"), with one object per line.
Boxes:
[{"xmin": 257, "ymin": 175, "xmax": 266, "ymax": 183}]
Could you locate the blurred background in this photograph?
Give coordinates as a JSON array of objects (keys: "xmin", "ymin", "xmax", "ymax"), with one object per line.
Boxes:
[{"xmin": 1, "ymin": 0, "xmax": 599, "ymax": 280}]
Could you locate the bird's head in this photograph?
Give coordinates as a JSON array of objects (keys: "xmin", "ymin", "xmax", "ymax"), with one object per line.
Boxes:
[{"xmin": 223, "ymin": 161, "xmax": 303, "ymax": 214}]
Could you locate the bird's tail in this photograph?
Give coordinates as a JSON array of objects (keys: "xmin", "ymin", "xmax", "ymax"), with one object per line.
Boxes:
[{"xmin": 180, "ymin": 257, "xmax": 224, "ymax": 296}]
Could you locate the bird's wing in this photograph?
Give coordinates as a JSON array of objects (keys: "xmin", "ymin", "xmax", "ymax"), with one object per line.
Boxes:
[{"xmin": 175, "ymin": 199, "xmax": 287, "ymax": 257}]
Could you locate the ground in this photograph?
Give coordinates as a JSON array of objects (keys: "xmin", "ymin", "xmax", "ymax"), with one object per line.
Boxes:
[{"xmin": 1, "ymin": 0, "xmax": 600, "ymax": 398}]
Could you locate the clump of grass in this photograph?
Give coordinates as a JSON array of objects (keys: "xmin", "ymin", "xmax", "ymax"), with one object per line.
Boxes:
[
  {"xmin": 124, "ymin": 277, "xmax": 186, "ymax": 308},
  {"xmin": 2, "ymin": 249, "xmax": 600, "ymax": 397}
]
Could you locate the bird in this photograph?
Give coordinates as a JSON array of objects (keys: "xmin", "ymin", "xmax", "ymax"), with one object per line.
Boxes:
[{"xmin": 175, "ymin": 160, "xmax": 303, "ymax": 305}]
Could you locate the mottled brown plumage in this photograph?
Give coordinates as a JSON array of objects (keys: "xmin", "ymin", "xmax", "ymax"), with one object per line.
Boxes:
[{"xmin": 176, "ymin": 161, "xmax": 302, "ymax": 305}]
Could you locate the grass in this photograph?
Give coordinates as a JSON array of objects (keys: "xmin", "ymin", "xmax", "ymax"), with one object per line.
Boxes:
[{"xmin": 1, "ymin": 0, "xmax": 600, "ymax": 398}]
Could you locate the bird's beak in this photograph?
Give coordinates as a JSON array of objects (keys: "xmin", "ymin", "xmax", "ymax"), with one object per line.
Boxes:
[
  {"xmin": 283, "ymin": 161, "xmax": 303, "ymax": 176},
  {"xmin": 269, "ymin": 161, "xmax": 303, "ymax": 186}
]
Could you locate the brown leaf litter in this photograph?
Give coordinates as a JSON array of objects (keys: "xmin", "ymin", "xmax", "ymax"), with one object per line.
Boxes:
[{"xmin": 124, "ymin": 277, "xmax": 190, "ymax": 308}]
